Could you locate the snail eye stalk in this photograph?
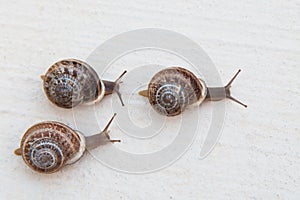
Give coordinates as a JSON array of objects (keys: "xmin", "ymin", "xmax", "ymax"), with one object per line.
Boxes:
[{"xmin": 224, "ymin": 69, "xmax": 247, "ymax": 108}]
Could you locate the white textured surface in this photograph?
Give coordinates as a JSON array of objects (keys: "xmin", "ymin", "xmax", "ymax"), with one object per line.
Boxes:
[{"xmin": 0, "ymin": 0, "xmax": 299, "ymax": 199}]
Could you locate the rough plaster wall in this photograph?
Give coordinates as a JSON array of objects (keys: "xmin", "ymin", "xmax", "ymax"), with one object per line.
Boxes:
[{"xmin": 0, "ymin": 0, "xmax": 299, "ymax": 199}]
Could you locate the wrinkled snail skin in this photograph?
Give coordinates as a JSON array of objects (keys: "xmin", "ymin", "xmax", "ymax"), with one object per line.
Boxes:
[
  {"xmin": 41, "ymin": 59, "xmax": 127, "ymax": 109},
  {"xmin": 14, "ymin": 114, "xmax": 120, "ymax": 174},
  {"xmin": 139, "ymin": 67, "xmax": 247, "ymax": 116}
]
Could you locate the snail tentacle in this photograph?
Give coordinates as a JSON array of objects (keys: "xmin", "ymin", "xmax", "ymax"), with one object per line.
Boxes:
[
  {"xmin": 85, "ymin": 113, "xmax": 120, "ymax": 150},
  {"xmin": 102, "ymin": 70, "xmax": 127, "ymax": 106},
  {"xmin": 206, "ymin": 69, "xmax": 247, "ymax": 108}
]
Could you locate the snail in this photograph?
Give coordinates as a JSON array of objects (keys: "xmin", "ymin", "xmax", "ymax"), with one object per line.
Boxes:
[
  {"xmin": 41, "ymin": 59, "xmax": 127, "ymax": 109},
  {"xmin": 139, "ymin": 67, "xmax": 247, "ymax": 116},
  {"xmin": 14, "ymin": 114, "xmax": 120, "ymax": 174}
]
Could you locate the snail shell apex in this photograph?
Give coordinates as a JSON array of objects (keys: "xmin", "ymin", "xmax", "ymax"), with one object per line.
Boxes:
[
  {"xmin": 18, "ymin": 121, "xmax": 85, "ymax": 173},
  {"xmin": 147, "ymin": 67, "xmax": 207, "ymax": 116},
  {"xmin": 43, "ymin": 59, "xmax": 104, "ymax": 109}
]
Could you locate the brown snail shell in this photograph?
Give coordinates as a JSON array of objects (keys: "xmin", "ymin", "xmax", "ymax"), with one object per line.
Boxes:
[
  {"xmin": 42, "ymin": 59, "xmax": 126, "ymax": 109},
  {"xmin": 139, "ymin": 67, "xmax": 247, "ymax": 116},
  {"xmin": 147, "ymin": 67, "xmax": 207, "ymax": 116},
  {"xmin": 14, "ymin": 114, "xmax": 120, "ymax": 174}
]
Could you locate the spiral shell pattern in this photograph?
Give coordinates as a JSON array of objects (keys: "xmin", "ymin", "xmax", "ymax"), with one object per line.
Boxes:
[
  {"xmin": 147, "ymin": 67, "xmax": 206, "ymax": 116},
  {"xmin": 19, "ymin": 122, "xmax": 84, "ymax": 173},
  {"xmin": 43, "ymin": 59, "xmax": 103, "ymax": 108}
]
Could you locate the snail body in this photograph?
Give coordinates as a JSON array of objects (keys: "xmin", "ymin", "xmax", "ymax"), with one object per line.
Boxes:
[
  {"xmin": 14, "ymin": 114, "xmax": 120, "ymax": 174},
  {"xmin": 139, "ymin": 67, "xmax": 247, "ymax": 116},
  {"xmin": 41, "ymin": 59, "xmax": 126, "ymax": 109}
]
